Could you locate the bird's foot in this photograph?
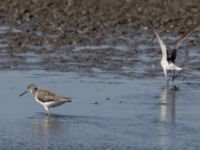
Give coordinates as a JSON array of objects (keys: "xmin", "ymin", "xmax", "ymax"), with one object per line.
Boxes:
[
  {"xmin": 46, "ymin": 112, "xmax": 52, "ymax": 117},
  {"xmin": 172, "ymin": 84, "xmax": 180, "ymax": 91},
  {"xmin": 166, "ymin": 79, "xmax": 170, "ymax": 87},
  {"xmin": 172, "ymin": 74, "xmax": 177, "ymax": 82}
]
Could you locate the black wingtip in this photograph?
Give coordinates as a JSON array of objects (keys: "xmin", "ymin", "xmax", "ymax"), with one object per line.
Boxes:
[{"xmin": 67, "ymin": 97, "xmax": 72, "ymax": 102}]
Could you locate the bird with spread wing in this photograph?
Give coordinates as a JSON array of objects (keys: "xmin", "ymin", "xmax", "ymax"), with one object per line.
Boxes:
[{"xmin": 151, "ymin": 23, "xmax": 200, "ymax": 84}]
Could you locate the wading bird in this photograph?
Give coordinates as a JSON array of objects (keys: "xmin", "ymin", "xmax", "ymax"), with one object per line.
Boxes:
[
  {"xmin": 19, "ymin": 84, "xmax": 71, "ymax": 116},
  {"xmin": 152, "ymin": 23, "xmax": 200, "ymax": 84}
]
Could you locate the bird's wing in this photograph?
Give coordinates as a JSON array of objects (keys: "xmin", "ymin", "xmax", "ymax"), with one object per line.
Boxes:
[
  {"xmin": 167, "ymin": 48, "xmax": 177, "ymax": 63},
  {"xmin": 175, "ymin": 23, "xmax": 200, "ymax": 49},
  {"xmin": 152, "ymin": 28, "xmax": 168, "ymax": 61},
  {"xmin": 37, "ymin": 90, "xmax": 57, "ymax": 102},
  {"xmin": 37, "ymin": 90, "xmax": 71, "ymax": 102}
]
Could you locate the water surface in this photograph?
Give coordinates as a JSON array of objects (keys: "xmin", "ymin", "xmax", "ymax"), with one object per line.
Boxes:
[{"xmin": 0, "ymin": 70, "xmax": 199, "ymax": 150}]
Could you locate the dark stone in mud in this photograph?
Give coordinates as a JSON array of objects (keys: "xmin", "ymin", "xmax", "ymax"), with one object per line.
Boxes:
[
  {"xmin": 119, "ymin": 101, "xmax": 125, "ymax": 104},
  {"xmin": 94, "ymin": 102, "xmax": 99, "ymax": 105},
  {"xmin": 106, "ymin": 97, "xmax": 110, "ymax": 101}
]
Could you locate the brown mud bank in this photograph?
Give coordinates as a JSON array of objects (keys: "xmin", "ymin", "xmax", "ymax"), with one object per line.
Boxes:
[
  {"xmin": 1, "ymin": 0, "xmax": 200, "ymax": 35},
  {"xmin": 0, "ymin": 0, "xmax": 199, "ymax": 77}
]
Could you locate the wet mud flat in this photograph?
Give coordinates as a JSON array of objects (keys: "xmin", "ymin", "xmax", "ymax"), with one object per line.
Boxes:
[
  {"xmin": 0, "ymin": 70, "xmax": 200, "ymax": 150},
  {"xmin": 0, "ymin": 0, "xmax": 199, "ymax": 76}
]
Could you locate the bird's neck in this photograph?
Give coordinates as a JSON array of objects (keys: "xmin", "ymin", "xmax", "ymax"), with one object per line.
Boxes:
[
  {"xmin": 161, "ymin": 50, "xmax": 168, "ymax": 61},
  {"xmin": 30, "ymin": 90, "xmax": 37, "ymax": 96},
  {"xmin": 161, "ymin": 59, "xmax": 168, "ymax": 66}
]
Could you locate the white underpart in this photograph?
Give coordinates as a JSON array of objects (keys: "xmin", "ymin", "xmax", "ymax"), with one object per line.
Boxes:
[
  {"xmin": 34, "ymin": 93, "xmax": 68, "ymax": 113},
  {"xmin": 153, "ymin": 29, "xmax": 182, "ymax": 80}
]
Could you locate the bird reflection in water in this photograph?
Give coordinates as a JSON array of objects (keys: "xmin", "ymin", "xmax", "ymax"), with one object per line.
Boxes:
[
  {"xmin": 32, "ymin": 114, "xmax": 71, "ymax": 135},
  {"xmin": 159, "ymin": 86, "xmax": 177, "ymax": 123},
  {"xmin": 159, "ymin": 86, "xmax": 178, "ymax": 150},
  {"xmin": 30, "ymin": 114, "xmax": 71, "ymax": 148}
]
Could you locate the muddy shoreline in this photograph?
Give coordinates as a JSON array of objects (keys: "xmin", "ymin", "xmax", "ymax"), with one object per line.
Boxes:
[{"xmin": 0, "ymin": 0, "xmax": 199, "ymax": 77}]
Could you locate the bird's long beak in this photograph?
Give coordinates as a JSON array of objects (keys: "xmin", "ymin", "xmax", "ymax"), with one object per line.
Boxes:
[{"xmin": 19, "ymin": 91, "xmax": 28, "ymax": 97}]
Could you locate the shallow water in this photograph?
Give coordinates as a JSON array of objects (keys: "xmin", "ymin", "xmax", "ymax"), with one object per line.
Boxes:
[{"xmin": 0, "ymin": 70, "xmax": 199, "ymax": 150}]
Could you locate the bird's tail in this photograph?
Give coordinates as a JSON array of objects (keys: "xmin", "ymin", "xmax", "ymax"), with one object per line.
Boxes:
[
  {"xmin": 58, "ymin": 96, "xmax": 72, "ymax": 102},
  {"xmin": 174, "ymin": 65, "xmax": 182, "ymax": 71},
  {"xmin": 168, "ymin": 63, "xmax": 183, "ymax": 71}
]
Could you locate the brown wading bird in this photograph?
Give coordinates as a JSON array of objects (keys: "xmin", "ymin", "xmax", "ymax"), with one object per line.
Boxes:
[
  {"xmin": 151, "ymin": 23, "xmax": 200, "ymax": 85},
  {"xmin": 19, "ymin": 84, "xmax": 72, "ymax": 116}
]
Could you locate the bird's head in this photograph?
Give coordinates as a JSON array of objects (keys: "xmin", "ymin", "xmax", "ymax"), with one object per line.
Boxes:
[{"xmin": 19, "ymin": 84, "xmax": 38, "ymax": 96}]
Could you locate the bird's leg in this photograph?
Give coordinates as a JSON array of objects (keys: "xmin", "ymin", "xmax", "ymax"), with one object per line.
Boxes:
[
  {"xmin": 44, "ymin": 106, "xmax": 52, "ymax": 117},
  {"xmin": 172, "ymin": 70, "xmax": 176, "ymax": 86},
  {"xmin": 47, "ymin": 112, "xmax": 52, "ymax": 117},
  {"xmin": 172, "ymin": 70, "xmax": 178, "ymax": 89},
  {"xmin": 172, "ymin": 70, "xmax": 176, "ymax": 82},
  {"xmin": 164, "ymin": 69, "xmax": 169, "ymax": 87},
  {"xmin": 166, "ymin": 79, "xmax": 169, "ymax": 87}
]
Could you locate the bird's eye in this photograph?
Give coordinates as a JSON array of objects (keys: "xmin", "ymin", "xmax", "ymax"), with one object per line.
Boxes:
[{"xmin": 34, "ymin": 87, "xmax": 37, "ymax": 90}]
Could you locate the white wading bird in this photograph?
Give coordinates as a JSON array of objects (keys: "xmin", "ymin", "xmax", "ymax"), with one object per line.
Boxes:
[{"xmin": 152, "ymin": 23, "xmax": 200, "ymax": 84}]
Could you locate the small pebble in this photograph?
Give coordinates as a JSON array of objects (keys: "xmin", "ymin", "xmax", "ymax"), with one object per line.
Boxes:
[
  {"xmin": 106, "ymin": 97, "xmax": 110, "ymax": 101},
  {"xmin": 94, "ymin": 102, "xmax": 99, "ymax": 105}
]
